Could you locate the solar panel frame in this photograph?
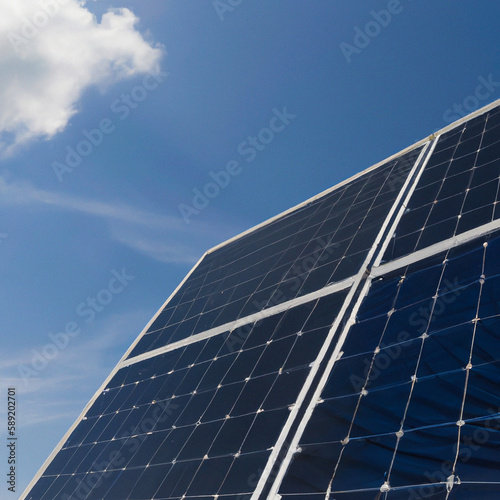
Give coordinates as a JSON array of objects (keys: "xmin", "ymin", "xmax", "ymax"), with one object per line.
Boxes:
[
  {"xmin": 21, "ymin": 98, "xmax": 500, "ymax": 500},
  {"xmin": 127, "ymin": 153, "xmax": 423, "ymax": 358},
  {"xmin": 276, "ymin": 228, "xmax": 500, "ymax": 498}
]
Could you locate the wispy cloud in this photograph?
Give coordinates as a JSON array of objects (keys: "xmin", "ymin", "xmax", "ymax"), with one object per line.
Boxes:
[
  {"xmin": 0, "ymin": 176, "xmax": 182, "ymax": 230},
  {"xmin": 0, "ymin": 1, "xmax": 163, "ymax": 154},
  {"xmin": 0, "ymin": 175, "xmax": 233, "ymax": 264},
  {"xmin": 111, "ymin": 227, "xmax": 202, "ymax": 264}
]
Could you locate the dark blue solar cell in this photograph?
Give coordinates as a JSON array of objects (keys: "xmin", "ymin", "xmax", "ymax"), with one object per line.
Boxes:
[
  {"xmin": 221, "ymin": 345, "xmax": 265, "ymax": 384},
  {"xmin": 470, "ymin": 161, "xmax": 500, "ymax": 188},
  {"xmin": 385, "ymin": 120, "xmax": 500, "ymax": 260},
  {"xmin": 218, "ymin": 451, "xmax": 270, "ymax": 495},
  {"xmin": 240, "ymin": 408, "xmax": 290, "ymax": 453},
  {"xmin": 263, "ymin": 367, "xmax": 309, "ymax": 409},
  {"xmin": 415, "ymin": 218, "xmax": 457, "ymax": 249},
  {"xmin": 457, "ymin": 205, "xmax": 494, "ymax": 233},
  {"xmin": 25, "ymin": 476, "xmax": 56, "ymax": 500},
  {"xmin": 418, "ymin": 163, "xmax": 449, "ymax": 187},
  {"xmin": 186, "ymin": 456, "xmax": 235, "ymax": 496},
  {"xmin": 201, "ymin": 383, "xmax": 244, "ymax": 422},
  {"xmin": 231, "ymin": 374, "xmax": 276, "ymax": 416},
  {"xmin": 389, "ymin": 425, "xmax": 457, "ymax": 487},
  {"xmin": 159, "ymin": 459, "xmax": 201, "ymax": 498},
  {"xmin": 174, "ymin": 391, "xmax": 215, "ymax": 427},
  {"xmin": 150, "ymin": 426, "xmax": 194, "ymax": 466},
  {"xmin": 397, "ymin": 204, "xmax": 432, "ymax": 234},
  {"xmin": 103, "ymin": 468, "xmax": 144, "ymax": 500},
  {"xmin": 283, "ymin": 329, "xmax": 329, "ymax": 370},
  {"xmin": 177, "ymin": 420, "xmax": 223, "ymax": 461},
  {"xmin": 41, "ymin": 475, "xmax": 76, "ymax": 499},
  {"xmin": 209, "ymin": 414, "xmax": 254, "ymax": 456},
  {"xmin": 128, "ymin": 464, "xmax": 171, "ymax": 498}
]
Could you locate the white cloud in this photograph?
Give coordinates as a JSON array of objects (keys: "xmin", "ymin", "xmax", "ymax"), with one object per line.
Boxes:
[{"xmin": 0, "ymin": 0, "xmax": 163, "ymax": 153}]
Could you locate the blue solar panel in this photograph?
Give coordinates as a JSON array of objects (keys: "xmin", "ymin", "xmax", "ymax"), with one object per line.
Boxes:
[
  {"xmin": 23, "ymin": 102, "xmax": 500, "ymax": 500},
  {"xmin": 384, "ymin": 107, "xmax": 500, "ymax": 261},
  {"xmin": 25, "ymin": 292, "xmax": 348, "ymax": 499},
  {"xmin": 128, "ymin": 148, "xmax": 422, "ymax": 358},
  {"xmin": 278, "ymin": 230, "xmax": 500, "ymax": 498}
]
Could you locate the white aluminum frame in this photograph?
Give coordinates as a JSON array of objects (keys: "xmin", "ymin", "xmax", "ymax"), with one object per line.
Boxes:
[{"xmin": 253, "ymin": 140, "xmax": 433, "ymax": 500}]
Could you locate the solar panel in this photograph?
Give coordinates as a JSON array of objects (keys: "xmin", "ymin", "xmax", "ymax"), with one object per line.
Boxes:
[
  {"xmin": 383, "ymin": 106, "xmax": 500, "ymax": 262},
  {"xmin": 22, "ymin": 99, "xmax": 500, "ymax": 500},
  {"xmin": 127, "ymin": 148, "xmax": 422, "ymax": 358},
  {"xmin": 26, "ymin": 292, "xmax": 349, "ymax": 499},
  {"xmin": 278, "ymin": 230, "xmax": 500, "ymax": 497}
]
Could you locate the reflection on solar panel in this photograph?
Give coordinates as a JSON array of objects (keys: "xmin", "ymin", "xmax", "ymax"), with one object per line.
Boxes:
[{"xmin": 22, "ymin": 99, "xmax": 500, "ymax": 500}]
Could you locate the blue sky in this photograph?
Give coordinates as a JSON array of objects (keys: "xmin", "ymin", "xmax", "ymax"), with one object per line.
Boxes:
[{"xmin": 1, "ymin": 0, "xmax": 500, "ymax": 495}]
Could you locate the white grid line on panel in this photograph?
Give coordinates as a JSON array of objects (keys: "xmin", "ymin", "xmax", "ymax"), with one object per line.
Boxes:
[
  {"xmin": 267, "ymin": 125, "xmax": 500, "ymax": 497},
  {"xmin": 119, "ymin": 142, "xmax": 429, "ymax": 372},
  {"xmin": 446, "ymin": 243, "xmax": 486, "ymax": 499},
  {"xmin": 373, "ymin": 138, "xmax": 440, "ymax": 268},
  {"xmin": 320, "ymin": 234, "xmax": 492, "ymax": 497},
  {"xmin": 371, "ymin": 217, "xmax": 500, "ymax": 279},
  {"xmin": 254, "ymin": 140, "xmax": 432, "ymax": 500},
  {"xmin": 18, "ymin": 253, "xmax": 209, "ymax": 500},
  {"xmin": 368, "ymin": 246, "xmax": 452, "ymax": 496},
  {"xmin": 18, "ymin": 146, "xmax": 417, "ymax": 500},
  {"xmin": 120, "ymin": 277, "xmax": 354, "ymax": 368}
]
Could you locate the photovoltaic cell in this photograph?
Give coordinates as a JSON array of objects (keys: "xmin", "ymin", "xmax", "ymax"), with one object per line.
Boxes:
[
  {"xmin": 384, "ymin": 106, "xmax": 500, "ymax": 261},
  {"xmin": 127, "ymin": 147, "xmax": 422, "ymax": 358},
  {"xmin": 26, "ymin": 291, "xmax": 348, "ymax": 500},
  {"xmin": 278, "ymin": 230, "xmax": 500, "ymax": 498}
]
